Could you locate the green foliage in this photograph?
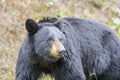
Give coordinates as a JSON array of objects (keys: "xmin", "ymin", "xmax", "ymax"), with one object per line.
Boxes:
[
  {"xmin": 57, "ymin": 9, "xmax": 66, "ymax": 18},
  {"xmin": 38, "ymin": 74, "xmax": 54, "ymax": 80}
]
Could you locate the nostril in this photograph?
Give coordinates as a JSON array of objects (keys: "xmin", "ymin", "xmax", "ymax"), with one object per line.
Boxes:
[{"xmin": 62, "ymin": 50, "xmax": 66, "ymax": 54}]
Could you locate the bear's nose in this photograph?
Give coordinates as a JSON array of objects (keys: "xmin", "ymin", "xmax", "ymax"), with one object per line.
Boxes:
[{"xmin": 58, "ymin": 49, "xmax": 66, "ymax": 56}]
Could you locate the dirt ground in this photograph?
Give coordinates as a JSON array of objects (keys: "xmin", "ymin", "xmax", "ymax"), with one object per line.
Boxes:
[{"xmin": 0, "ymin": 0, "xmax": 120, "ymax": 80}]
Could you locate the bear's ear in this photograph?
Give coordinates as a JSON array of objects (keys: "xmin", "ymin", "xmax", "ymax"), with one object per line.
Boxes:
[
  {"xmin": 25, "ymin": 19, "xmax": 39, "ymax": 35},
  {"xmin": 54, "ymin": 21, "xmax": 62, "ymax": 30}
]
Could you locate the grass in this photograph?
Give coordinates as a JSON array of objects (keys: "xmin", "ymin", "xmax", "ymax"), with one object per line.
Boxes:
[{"xmin": 0, "ymin": 0, "xmax": 120, "ymax": 80}]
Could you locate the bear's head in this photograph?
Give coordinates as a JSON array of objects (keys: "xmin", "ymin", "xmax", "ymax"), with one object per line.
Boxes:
[{"xmin": 25, "ymin": 18, "xmax": 66, "ymax": 62}]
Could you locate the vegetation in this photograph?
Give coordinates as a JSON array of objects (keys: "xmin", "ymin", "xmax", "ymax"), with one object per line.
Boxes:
[{"xmin": 0, "ymin": 0, "xmax": 120, "ymax": 80}]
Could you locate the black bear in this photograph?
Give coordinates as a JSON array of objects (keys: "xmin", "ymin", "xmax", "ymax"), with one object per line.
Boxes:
[{"xmin": 15, "ymin": 17, "xmax": 120, "ymax": 80}]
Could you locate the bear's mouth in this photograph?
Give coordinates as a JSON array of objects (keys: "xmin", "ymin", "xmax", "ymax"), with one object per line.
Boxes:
[{"xmin": 43, "ymin": 54, "xmax": 64, "ymax": 62}]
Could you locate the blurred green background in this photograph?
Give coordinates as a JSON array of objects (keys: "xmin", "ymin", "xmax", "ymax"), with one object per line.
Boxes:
[{"xmin": 0, "ymin": 0, "xmax": 120, "ymax": 80}]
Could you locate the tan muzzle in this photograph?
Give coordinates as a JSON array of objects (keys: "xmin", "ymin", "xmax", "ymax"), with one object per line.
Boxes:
[{"xmin": 50, "ymin": 41, "xmax": 65, "ymax": 58}]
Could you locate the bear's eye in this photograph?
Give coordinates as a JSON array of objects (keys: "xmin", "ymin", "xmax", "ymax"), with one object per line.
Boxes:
[
  {"xmin": 48, "ymin": 37, "xmax": 54, "ymax": 42},
  {"xmin": 59, "ymin": 38, "xmax": 62, "ymax": 41}
]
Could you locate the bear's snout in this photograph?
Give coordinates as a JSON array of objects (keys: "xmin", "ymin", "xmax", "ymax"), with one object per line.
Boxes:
[{"xmin": 50, "ymin": 41, "xmax": 65, "ymax": 58}]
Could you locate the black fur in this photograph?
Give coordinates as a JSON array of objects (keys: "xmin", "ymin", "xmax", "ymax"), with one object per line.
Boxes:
[
  {"xmin": 15, "ymin": 17, "xmax": 120, "ymax": 80},
  {"xmin": 38, "ymin": 17, "xmax": 58, "ymax": 23}
]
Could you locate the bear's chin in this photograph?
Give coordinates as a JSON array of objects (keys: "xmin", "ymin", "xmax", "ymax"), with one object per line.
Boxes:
[{"xmin": 43, "ymin": 55, "xmax": 62, "ymax": 62}]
